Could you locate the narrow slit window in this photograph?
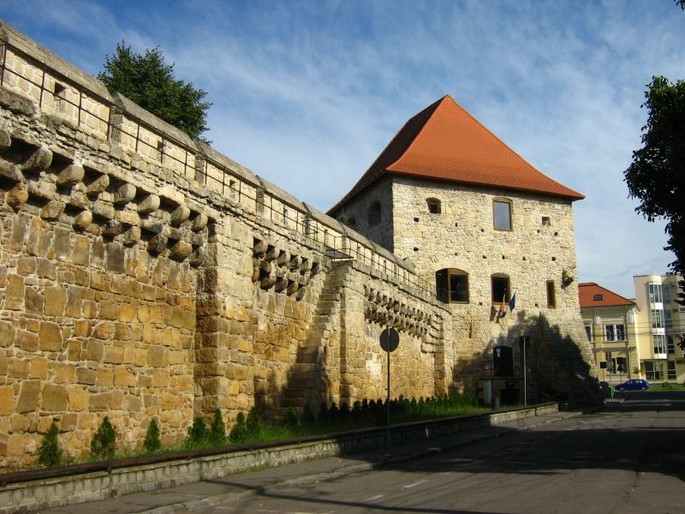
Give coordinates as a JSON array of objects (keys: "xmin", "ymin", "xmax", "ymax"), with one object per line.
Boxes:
[{"xmin": 546, "ymin": 280, "xmax": 556, "ymax": 308}]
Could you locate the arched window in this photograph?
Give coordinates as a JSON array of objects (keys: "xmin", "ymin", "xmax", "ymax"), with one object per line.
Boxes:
[
  {"xmin": 368, "ymin": 201, "xmax": 381, "ymax": 226},
  {"xmin": 426, "ymin": 198, "xmax": 441, "ymax": 214},
  {"xmin": 436, "ymin": 268, "xmax": 469, "ymax": 304}
]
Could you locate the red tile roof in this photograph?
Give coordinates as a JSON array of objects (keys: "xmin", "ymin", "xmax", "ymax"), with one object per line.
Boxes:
[
  {"xmin": 578, "ymin": 282, "xmax": 635, "ymax": 308},
  {"xmin": 329, "ymin": 95, "xmax": 584, "ymax": 215}
]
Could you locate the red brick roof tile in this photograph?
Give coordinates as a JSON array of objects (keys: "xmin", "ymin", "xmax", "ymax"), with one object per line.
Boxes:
[{"xmin": 329, "ymin": 95, "xmax": 583, "ymax": 215}]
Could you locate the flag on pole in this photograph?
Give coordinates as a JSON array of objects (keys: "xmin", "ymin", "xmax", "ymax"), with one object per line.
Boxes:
[{"xmin": 509, "ymin": 292, "xmax": 517, "ymax": 312}]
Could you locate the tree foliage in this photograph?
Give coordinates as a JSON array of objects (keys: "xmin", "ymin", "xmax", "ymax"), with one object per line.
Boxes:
[
  {"xmin": 98, "ymin": 42, "xmax": 211, "ymax": 141},
  {"xmin": 624, "ymin": 75, "xmax": 685, "ymax": 306}
]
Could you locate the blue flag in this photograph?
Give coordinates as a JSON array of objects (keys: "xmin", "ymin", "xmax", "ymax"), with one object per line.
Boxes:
[{"xmin": 508, "ymin": 293, "xmax": 516, "ymax": 312}]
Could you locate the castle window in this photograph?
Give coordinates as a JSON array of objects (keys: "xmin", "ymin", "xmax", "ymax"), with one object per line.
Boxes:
[
  {"xmin": 368, "ymin": 201, "xmax": 381, "ymax": 226},
  {"xmin": 491, "ymin": 274, "xmax": 510, "ymax": 304},
  {"xmin": 493, "ymin": 199, "xmax": 512, "ymax": 231},
  {"xmin": 546, "ymin": 280, "xmax": 556, "ymax": 308},
  {"xmin": 436, "ymin": 268, "xmax": 469, "ymax": 304},
  {"xmin": 426, "ymin": 198, "xmax": 441, "ymax": 214}
]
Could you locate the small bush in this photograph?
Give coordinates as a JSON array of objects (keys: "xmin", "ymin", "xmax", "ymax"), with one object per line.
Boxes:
[
  {"xmin": 186, "ymin": 416, "xmax": 209, "ymax": 448},
  {"xmin": 210, "ymin": 409, "xmax": 227, "ymax": 446},
  {"xmin": 38, "ymin": 422, "xmax": 62, "ymax": 467},
  {"xmin": 246, "ymin": 407, "xmax": 263, "ymax": 439},
  {"xmin": 229, "ymin": 412, "xmax": 248, "ymax": 443},
  {"xmin": 144, "ymin": 418, "xmax": 161, "ymax": 453},
  {"xmin": 91, "ymin": 416, "xmax": 116, "ymax": 459}
]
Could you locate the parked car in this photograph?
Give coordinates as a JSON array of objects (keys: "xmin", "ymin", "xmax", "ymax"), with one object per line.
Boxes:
[{"xmin": 615, "ymin": 378, "xmax": 650, "ymax": 391}]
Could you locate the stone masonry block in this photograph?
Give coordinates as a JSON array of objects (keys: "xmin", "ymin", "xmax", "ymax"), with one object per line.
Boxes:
[
  {"xmin": 0, "ymin": 386, "xmax": 15, "ymax": 416},
  {"xmin": 38, "ymin": 321, "xmax": 62, "ymax": 351},
  {"xmin": 42, "ymin": 384, "xmax": 68, "ymax": 411},
  {"xmin": 16, "ymin": 380, "xmax": 42, "ymax": 413}
]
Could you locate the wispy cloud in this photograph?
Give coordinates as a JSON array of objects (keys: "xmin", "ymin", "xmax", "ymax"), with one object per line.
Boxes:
[{"xmin": 3, "ymin": 0, "xmax": 682, "ymax": 297}]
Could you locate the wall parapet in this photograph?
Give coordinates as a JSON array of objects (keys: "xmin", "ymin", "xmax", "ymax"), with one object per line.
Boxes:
[{"xmin": 0, "ymin": 21, "xmax": 434, "ymax": 299}]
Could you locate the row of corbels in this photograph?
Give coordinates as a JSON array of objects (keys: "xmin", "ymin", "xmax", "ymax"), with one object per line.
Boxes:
[
  {"xmin": 363, "ymin": 285, "xmax": 435, "ymax": 339},
  {"xmin": 0, "ymin": 133, "xmax": 211, "ymax": 264},
  {"xmin": 252, "ymin": 238, "xmax": 321, "ymax": 300}
]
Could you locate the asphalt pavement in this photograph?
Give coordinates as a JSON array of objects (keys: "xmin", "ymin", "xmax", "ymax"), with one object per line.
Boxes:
[{"xmin": 36, "ymin": 408, "xmax": 582, "ymax": 514}]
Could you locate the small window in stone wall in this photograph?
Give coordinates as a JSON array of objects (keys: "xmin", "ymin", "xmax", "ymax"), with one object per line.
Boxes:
[
  {"xmin": 436, "ymin": 268, "xmax": 469, "ymax": 303},
  {"xmin": 493, "ymin": 199, "xmax": 512, "ymax": 231},
  {"xmin": 547, "ymin": 280, "xmax": 556, "ymax": 308},
  {"xmin": 491, "ymin": 274, "xmax": 510, "ymax": 304},
  {"xmin": 368, "ymin": 201, "xmax": 381, "ymax": 226},
  {"xmin": 426, "ymin": 198, "xmax": 441, "ymax": 214}
]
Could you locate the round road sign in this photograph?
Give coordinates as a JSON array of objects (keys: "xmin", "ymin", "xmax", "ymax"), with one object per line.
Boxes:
[{"xmin": 379, "ymin": 327, "xmax": 400, "ymax": 352}]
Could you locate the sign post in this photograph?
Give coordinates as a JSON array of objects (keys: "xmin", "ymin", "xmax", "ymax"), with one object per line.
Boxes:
[
  {"xmin": 520, "ymin": 336, "xmax": 529, "ymax": 406},
  {"xmin": 379, "ymin": 327, "xmax": 400, "ymax": 447}
]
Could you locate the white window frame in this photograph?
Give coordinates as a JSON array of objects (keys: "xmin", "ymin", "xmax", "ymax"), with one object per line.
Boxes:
[{"xmin": 604, "ymin": 324, "xmax": 626, "ymax": 342}]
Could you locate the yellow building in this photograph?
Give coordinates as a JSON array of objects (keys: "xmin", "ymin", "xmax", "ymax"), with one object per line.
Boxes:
[{"xmin": 579, "ymin": 283, "xmax": 638, "ymax": 384}]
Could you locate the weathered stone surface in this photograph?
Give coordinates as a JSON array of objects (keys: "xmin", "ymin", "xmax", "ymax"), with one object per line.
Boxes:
[
  {"xmin": 38, "ymin": 321, "xmax": 62, "ymax": 351},
  {"xmin": 21, "ymin": 146, "xmax": 53, "ymax": 173},
  {"xmin": 16, "ymin": 381, "xmax": 42, "ymax": 414},
  {"xmin": 42, "ymin": 384, "xmax": 68, "ymax": 411},
  {"xmin": 85, "ymin": 173, "xmax": 110, "ymax": 195},
  {"xmin": 114, "ymin": 182, "xmax": 137, "ymax": 204},
  {"xmin": 0, "ymin": 160, "xmax": 23, "ymax": 183},
  {"xmin": 56, "ymin": 163, "xmax": 85, "ymax": 186},
  {"xmin": 73, "ymin": 209, "xmax": 93, "ymax": 230},
  {"xmin": 138, "ymin": 193, "xmax": 160, "ymax": 214}
]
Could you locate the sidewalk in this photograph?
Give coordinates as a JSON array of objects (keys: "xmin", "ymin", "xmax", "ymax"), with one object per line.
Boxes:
[{"xmin": 36, "ymin": 409, "xmax": 582, "ymax": 514}]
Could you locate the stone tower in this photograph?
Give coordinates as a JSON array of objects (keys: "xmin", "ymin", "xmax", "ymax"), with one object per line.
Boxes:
[{"xmin": 329, "ymin": 95, "xmax": 600, "ymax": 405}]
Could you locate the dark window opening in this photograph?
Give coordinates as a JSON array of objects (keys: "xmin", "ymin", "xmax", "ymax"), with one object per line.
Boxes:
[
  {"xmin": 546, "ymin": 280, "xmax": 556, "ymax": 308},
  {"xmin": 436, "ymin": 268, "xmax": 469, "ymax": 304},
  {"xmin": 368, "ymin": 201, "xmax": 381, "ymax": 226},
  {"xmin": 426, "ymin": 198, "xmax": 441, "ymax": 214},
  {"xmin": 493, "ymin": 345, "xmax": 514, "ymax": 377},
  {"xmin": 491, "ymin": 274, "xmax": 510, "ymax": 304}
]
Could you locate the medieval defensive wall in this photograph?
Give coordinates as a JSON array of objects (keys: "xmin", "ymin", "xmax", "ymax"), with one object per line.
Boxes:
[{"xmin": 0, "ymin": 21, "xmax": 598, "ymax": 471}]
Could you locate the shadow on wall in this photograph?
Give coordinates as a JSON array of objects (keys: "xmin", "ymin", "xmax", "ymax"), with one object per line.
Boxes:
[{"xmin": 450, "ymin": 310, "xmax": 602, "ymax": 408}]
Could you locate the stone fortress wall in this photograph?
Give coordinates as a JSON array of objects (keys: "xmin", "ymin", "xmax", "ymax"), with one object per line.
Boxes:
[{"xmin": 0, "ymin": 22, "xmax": 452, "ymax": 469}]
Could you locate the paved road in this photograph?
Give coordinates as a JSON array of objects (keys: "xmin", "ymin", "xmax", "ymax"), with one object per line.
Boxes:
[{"xmin": 194, "ymin": 393, "xmax": 685, "ymax": 514}]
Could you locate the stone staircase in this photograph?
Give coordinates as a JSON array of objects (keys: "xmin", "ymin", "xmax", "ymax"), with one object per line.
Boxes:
[{"xmin": 283, "ymin": 263, "xmax": 352, "ymax": 410}]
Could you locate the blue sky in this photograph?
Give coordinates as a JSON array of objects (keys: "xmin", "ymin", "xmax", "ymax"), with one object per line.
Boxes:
[{"xmin": 2, "ymin": 0, "xmax": 683, "ymax": 298}]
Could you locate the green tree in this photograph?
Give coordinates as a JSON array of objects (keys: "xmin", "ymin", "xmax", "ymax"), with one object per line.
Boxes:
[
  {"xmin": 98, "ymin": 42, "xmax": 211, "ymax": 141},
  {"xmin": 90, "ymin": 416, "xmax": 117, "ymax": 459},
  {"xmin": 624, "ymin": 75, "xmax": 685, "ymax": 307},
  {"xmin": 144, "ymin": 418, "xmax": 162, "ymax": 453},
  {"xmin": 38, "ymin": 422, "xmax": 62, "ymax": 467}
]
